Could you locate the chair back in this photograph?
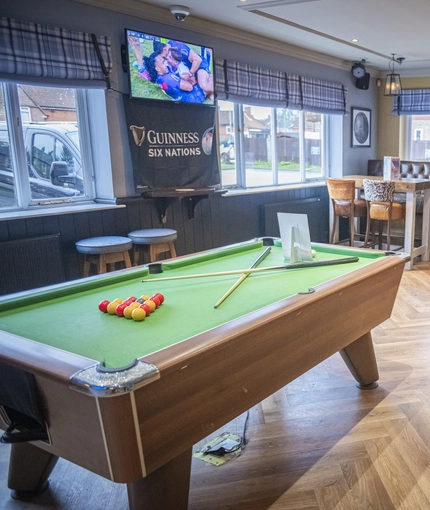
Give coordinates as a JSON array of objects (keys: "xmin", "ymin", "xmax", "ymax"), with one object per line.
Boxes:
[
  {"xmin": 363, "ymin": 179, "xmax": 395, "ymax": 202},
  {"xmin": 326, "ymin": 178, "xmax": 355, "ymax": 201}
]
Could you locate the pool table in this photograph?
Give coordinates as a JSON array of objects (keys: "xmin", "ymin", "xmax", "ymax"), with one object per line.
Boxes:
[{"xmin": 0, "ymin": 239, "xmax": 407, "ymax": 510}]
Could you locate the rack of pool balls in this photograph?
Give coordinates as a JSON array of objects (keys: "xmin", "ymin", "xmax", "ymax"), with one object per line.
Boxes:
[{"xmin": 98, "ymin": 294, "xmax": 164, "ymax": 321}]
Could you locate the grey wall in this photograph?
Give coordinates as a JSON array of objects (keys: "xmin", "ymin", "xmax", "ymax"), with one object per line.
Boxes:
[{"xmin": 1, "ymin": 0, "xmax": 379, "ymax": 193}]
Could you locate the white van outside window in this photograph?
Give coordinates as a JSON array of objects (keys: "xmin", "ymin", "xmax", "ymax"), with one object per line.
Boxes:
[{"xmin": 0, "ymin": 82, "xmax": 114, "ymax": 212}]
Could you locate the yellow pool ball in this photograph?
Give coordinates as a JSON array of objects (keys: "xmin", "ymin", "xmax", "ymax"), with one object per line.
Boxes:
[
  {"xmin": 132, "ymin": 307, "xmax": 146, "ymax": 321},
  {"xmin": 107, "ymin": 299, "xmax": 123, "ymax": 315},
  {"xmin": 140, "ymin": 294, "xmax": 151, "ymax": 301},
  {"xmin": 144, "ymin": 299, "xmax": 156, "ymax": 312},
  {"xmin": 123, "ymin": 302, "xmax": 140, "ymax": 319}
]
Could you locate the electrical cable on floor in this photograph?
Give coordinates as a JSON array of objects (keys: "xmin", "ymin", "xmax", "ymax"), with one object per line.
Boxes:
[{"xmin": 202, "ymin": 410, "xmax": 250, "ymax": 457}]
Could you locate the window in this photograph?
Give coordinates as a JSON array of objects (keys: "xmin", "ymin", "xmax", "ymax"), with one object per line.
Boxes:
[
  {"xmin": 0, "ymin": 82, "xmax": 112, "ymax": 211},
  {"xmin": 218, "ymin": 100, "xmax": 327, "ymax": 188},
  {"xmin": 405, "ymin": 115, "xmax": 430, "ymax": 160}
]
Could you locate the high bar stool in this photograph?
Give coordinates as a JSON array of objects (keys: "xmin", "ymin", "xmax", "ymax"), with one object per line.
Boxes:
[
  {"xmin": 326, "ymin": 178, "xmax": 367, "ymax": 246},
  {"xmin": 363, "ymin": 179, "xmax": 405, "ymax": 250},
  {"xmin": 75, "ymin": 236, "xmax": 133, "ymax": 277},
  {"xmin": 127, "ymin": 228, "xmax": 177, "ymax": 265}
]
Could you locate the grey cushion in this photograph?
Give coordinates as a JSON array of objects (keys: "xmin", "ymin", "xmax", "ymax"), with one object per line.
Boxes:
[
  {"xmin": 127, "ymin": 229, "xmax": 177, "ymax": 245},
  {"xmin": 75, "ymin": 236, "xmax": 132, "ymax": 254}
]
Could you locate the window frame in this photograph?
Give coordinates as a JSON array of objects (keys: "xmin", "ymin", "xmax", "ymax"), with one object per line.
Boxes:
[
  {"xmin": 1, "ymin": 82, "xmax": 114, "ymax": 214},
  {"xmin": 218, "ymin": 101, "xmax": 329, "ymax": 189}
]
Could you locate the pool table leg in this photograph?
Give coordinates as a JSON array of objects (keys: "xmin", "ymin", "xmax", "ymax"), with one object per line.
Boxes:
[
  {"xmin": 339, "ymin": 331, "xmax": 379, "ymax": 389},
  {"xmin": 127, "ymin": 447, "xmax": 192, "ymax": 510},
  {"xmin": 8, "ymin": 442, "xmax": 59, "ymax": 498}
]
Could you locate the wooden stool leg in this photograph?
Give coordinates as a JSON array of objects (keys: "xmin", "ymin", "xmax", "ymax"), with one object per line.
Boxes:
[
  {"xmin": 168, "ymin": 242, "xmax": 177, "ymax": 258},
  {"xmin": 98, "ymin": 254, "xmax": 107, "ymax": 274},
  {"xmin": 123, "ymin": 250, "xmax": 132, "ymax": 268},
  {"xmin": 82, "ymin": 256, "xmax": 91, "ymax": 277},
  {"xmin": 132, "ymin": 246, "xmax": 140, "ymax": 266},
  {"xmin": 349, "ymin": 214, "xmax": 355, "ymax": 246}
]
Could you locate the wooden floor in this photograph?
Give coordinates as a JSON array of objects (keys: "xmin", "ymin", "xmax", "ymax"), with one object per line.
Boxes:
[{"xmin": 2, "ymin": 261, "xmax": 430, "ymax": 509}]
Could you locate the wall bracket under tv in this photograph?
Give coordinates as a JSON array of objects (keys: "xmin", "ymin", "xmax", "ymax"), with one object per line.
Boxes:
[{"xmin": 138, "ymin": 186, "xmax": 220, "ymax": 223}]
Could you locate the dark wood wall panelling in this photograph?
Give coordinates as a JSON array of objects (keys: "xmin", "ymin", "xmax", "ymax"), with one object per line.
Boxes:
[{"xmin": 0, "ymin": 186, "xmax": 329, "ymax": 293}]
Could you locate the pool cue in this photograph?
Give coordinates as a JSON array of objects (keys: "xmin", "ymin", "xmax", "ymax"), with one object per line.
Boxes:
[
  {"xmin": 141, "ymin": 256, "xmax": 359, "ymax": 282},
  {"xmin": 214, "ymin": 246, "xmax": 272, "ymax": 309}
]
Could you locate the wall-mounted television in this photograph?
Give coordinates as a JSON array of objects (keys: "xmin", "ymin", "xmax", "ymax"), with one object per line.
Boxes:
[{"xmin": 125, "ymin": 29, "xmax": 215, "ymax": 106}]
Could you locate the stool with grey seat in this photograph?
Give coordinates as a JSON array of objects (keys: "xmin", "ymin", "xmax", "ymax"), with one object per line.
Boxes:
[
  {"xmin": 75, "ymin": 236, "xmax": 132, "ymax": 277},
  {"xmin": 127, "ymin": 228, "xmax": 177, "ymax": 265}
]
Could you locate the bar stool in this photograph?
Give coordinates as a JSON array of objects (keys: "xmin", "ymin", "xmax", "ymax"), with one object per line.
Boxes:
[
  {"xmin": 127, "ymin": 229, "xmax": 177, "ymax": 265},
  {"xmin": 326, "ymin": 178, "xmax": 367, "ymax": 246},
  {"xmin": 75, "ymin": 236, "xmax": 132, "ymax": 277},
  {"xmin": 363, "ymin": 179, "xmax": 405, "ymax": 250}
]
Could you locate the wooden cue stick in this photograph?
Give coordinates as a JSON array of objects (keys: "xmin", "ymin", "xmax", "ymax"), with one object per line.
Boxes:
[
  {"xmin": 141, "ymin": 256, "xmax": 359, "ymax": 282},
  {"xmin": 214, "ymin": 246, "xmax": 272, "ymax": 309}
]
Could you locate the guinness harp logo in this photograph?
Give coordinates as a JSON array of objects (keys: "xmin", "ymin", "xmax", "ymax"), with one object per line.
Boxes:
[{"xmin": 130, "ymin": 125, "xmax": 146, "ymax": 146}]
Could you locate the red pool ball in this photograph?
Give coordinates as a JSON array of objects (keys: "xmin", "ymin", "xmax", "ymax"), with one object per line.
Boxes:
[
  {"xmin": 98, "ymin": 300, "xmax": 110, "ymax": 313},
  {"xmin": 140, "ymin": 303, "xmax": 151, "ymax": 316},
  {"xmin": 154, "ymin": 293, "xmax": 164, "ymax": 304},
  {"xmin": 150, "ymin": 296, "xmax": 161, "ymax": 308},
  {"xmin": 115, "ymin": 303, "xmax": 127, "ymax": 317}
]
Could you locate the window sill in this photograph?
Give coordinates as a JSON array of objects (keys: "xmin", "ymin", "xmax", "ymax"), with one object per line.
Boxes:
[
  {"xmin": 0, "ymin": 202, "xmax": 125, "ymax": 221},
  {"xmin": 221, "ymin": 181, "xmax": 327, "ymax": 196}
]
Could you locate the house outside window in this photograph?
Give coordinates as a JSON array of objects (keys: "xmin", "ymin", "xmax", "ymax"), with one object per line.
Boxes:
[
  {"xmin": 218, "ymin": 100, "xmax": 326, "ymax": 188},
  {"xmin": 405, "ymin": 115, "xmax": 430, "ymax": 160}
]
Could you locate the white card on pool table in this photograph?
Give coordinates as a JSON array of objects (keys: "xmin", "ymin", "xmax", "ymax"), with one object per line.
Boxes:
[{"xmin": 277, "ymin": 212, "xmax": 313, "ymax": 262}]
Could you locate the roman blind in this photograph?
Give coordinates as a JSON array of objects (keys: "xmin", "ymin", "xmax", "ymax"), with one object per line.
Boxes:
[
  {"xmin": 392, "ymin": 89, "xmax": 430, "ymax": 115},
  {"xmin": 215, "ymin": 58, "xmax": 347, "ymax": 114},
  {"xmin": 0, "ymin": 17, "xmax": 112, "ymax": 88}
]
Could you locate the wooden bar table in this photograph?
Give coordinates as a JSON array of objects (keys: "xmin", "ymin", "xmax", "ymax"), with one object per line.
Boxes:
[{"xmin": 331, "ymin": 175, "xmax": 430, "ymax": 270}]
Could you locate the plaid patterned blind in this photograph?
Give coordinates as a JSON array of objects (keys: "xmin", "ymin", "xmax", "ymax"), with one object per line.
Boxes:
[
  {"xmin": 0, "ymin": 17, "xmax": 112, "ymax": 87},
  {"xmin": 215, "ymin": 58, "xmax": 347, "ymax": 114},
  {"xmin": 392, "ymin": 89, "xmax": 430, "ymax": 115}
]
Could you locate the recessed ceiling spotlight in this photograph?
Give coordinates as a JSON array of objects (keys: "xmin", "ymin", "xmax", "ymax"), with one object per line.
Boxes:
[
  {"xmin": 239, "ymin": 0, "xmax": 247, "ymax": 2},
  {"xmin": 352, "ymin": 38, "xmax": 359, "ymax": 43}
]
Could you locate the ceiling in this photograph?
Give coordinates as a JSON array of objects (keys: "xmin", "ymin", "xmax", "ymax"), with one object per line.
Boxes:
[
  {"xmin": 74, "ymin": 0, "xmax": 430, "ymax": 76},
  {"xmin": 142, "ymin": 0, "xmax": 430, "ymax": 76}
]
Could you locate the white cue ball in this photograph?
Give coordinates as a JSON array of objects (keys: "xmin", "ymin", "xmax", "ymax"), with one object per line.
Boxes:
[{"xmin": 312, "ymin": 249, "xmax": 316, "ymax": 258}]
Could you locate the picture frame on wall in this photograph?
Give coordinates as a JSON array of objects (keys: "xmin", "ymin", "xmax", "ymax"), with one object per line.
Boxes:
[{"xmin": 351, "ymin": 107, "xmax": 371, "ymax": 148}]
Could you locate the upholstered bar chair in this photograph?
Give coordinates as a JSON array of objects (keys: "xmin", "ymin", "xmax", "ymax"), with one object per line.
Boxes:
[
  {"xmin": 363, "ymin": 179, "xmax": 405, "ymax": 250},
  {"xmin": 326, "ymin": 178, "xmax": 367, "ymax": 246}
]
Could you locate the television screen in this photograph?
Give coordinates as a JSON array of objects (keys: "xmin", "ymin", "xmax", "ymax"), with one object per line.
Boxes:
[{"xmin": 125, "ymin": 29, "xmax": 215, "ymax": 106}]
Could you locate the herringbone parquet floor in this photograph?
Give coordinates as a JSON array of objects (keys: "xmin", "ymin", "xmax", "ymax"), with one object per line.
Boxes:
[{"xmin": 2, "ymin": 261, "xmax": 430, "ymax": 510}]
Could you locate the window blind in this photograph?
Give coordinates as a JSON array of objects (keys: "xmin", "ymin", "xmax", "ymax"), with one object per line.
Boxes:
[
  {"xmin": 215, "ymin": 58, "xmax": 347, "ymax": 114},
  {"xmin": 392, "ymin": 89, "xmax": 430, "ymax": 115},
  {"xmin": 0, "ymin": 17, "xmax": 112, "ymax": 88}
]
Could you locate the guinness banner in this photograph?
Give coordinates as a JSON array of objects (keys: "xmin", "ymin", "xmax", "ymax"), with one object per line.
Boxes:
[{"xmin": 124, "ymin": 98, "xmax": 220, "ymax": 190}]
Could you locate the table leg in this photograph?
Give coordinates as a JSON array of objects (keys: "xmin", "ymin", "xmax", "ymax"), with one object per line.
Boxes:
[
  {"xmin": 421, "ymin": 189, "xmax": 430, "ymax": 262},
  {"xmin": 404, "ymin": 191, "xmax": 416, "ymax": 269},
  {"xmin": 8, "ymin": 443, "xmax": 59, "ymax": 498},
  {"xmin": 127, "ymin": 447, "xmax": 192, "ymax": 510},
  {"xmin": 339, "ymin": 332, "xmax": 379, "ymax": 389}
]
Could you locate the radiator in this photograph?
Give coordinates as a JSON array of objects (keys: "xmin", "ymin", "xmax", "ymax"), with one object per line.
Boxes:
[
  {"xmin": 0, "ymin": 234, "xmax": 65, "ymax": 296},
  {"xmin": 260, "ymin": 197, "xmax": 329, "ymax": 243}
]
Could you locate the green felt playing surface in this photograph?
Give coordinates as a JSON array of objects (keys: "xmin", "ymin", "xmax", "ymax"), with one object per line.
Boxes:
[{"xmin": 0, "ymin": 241, "xmax": 386, "ymax": 368}]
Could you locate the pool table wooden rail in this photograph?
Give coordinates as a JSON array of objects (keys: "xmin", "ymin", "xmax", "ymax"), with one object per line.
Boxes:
[{"xmin": 0, "ymin": 250, "xmax": 405, "ymax": 510}]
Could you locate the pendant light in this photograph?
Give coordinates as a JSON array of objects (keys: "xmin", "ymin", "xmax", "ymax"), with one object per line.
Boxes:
[{"xmin": 384, "ymin": 54, "xmax": 405, "ymax": 96}]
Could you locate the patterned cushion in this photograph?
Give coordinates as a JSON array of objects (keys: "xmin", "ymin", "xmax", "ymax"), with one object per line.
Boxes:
[{"xmin": 363, "ymin": 179, "xmax": 395, "ymax": 202}]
